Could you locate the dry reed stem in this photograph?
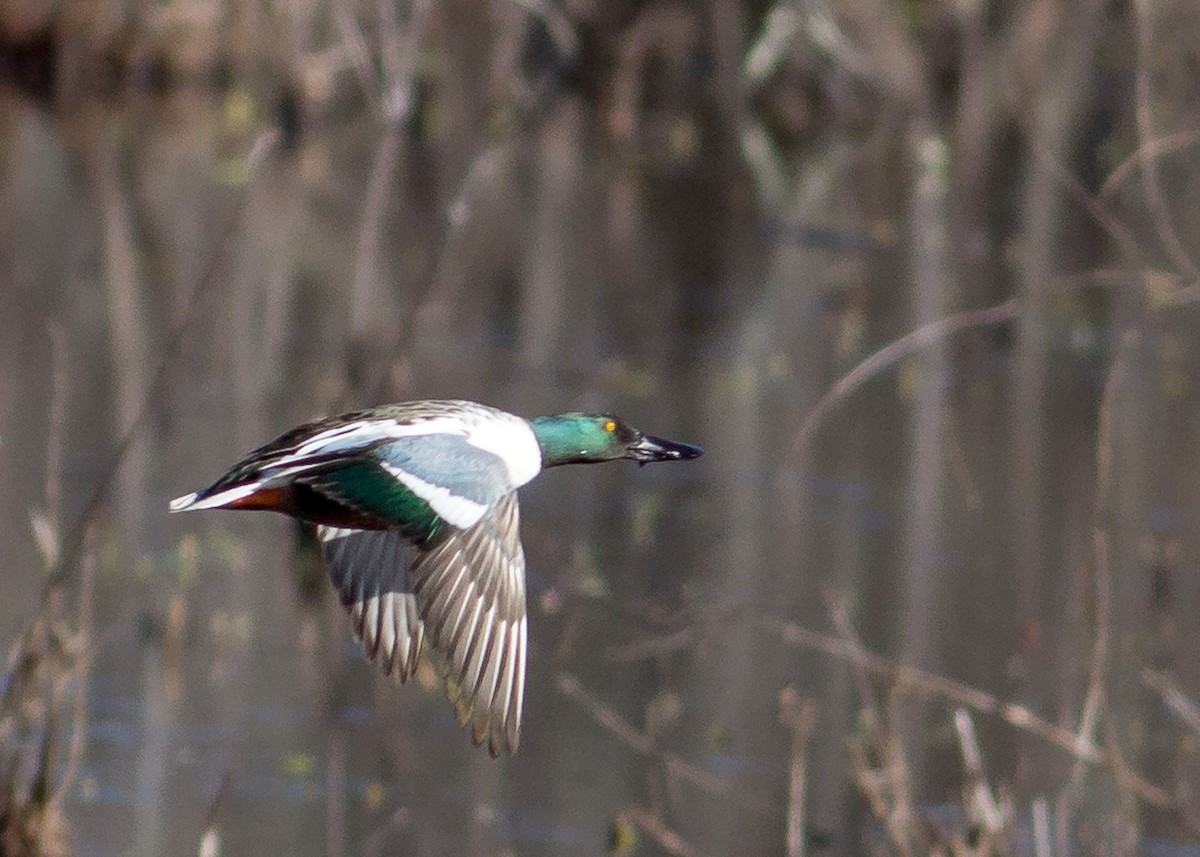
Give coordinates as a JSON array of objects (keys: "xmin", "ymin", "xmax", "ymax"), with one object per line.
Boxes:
[
  {"xmin": 828, "ymin": 596, "xmax": 923, "ymax": 856},
  {"xmin": 1066, "ymin": 327, "xmax": 1140, "ymax": 799},
  {"xmin": 196, "ymin": 772, "xmax": 231, "ymax": 857},
  {"xmin": 1032, "ymin": 796, "xmax": 1052, "ymax": 857},
  {"xmin": 779, "ymin": 690, "xmax": 817, "ymax": 857},
  {"xmin": 953, "ymin": 708, "xmax": 1004, "ymax": 834},
  {"xmin": 847, "ymin": 689, "xmax": 921, "ymax": 857},
  {"xmin": 0, "ymin": 316, "xmax": 92, "ymax": 852}
]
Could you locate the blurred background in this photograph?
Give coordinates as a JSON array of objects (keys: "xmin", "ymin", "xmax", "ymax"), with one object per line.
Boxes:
[{"xmin": 1, "ymin": 0, "xmax": 1200, "ymax": 855}]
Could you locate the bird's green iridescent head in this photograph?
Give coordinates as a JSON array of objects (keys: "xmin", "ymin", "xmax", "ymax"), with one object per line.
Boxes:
[{"xmin": 530, "ymin": 413, "xmax": 704, "ymax": 468}]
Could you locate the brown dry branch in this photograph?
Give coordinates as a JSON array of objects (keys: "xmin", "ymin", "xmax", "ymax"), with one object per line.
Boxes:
[
  {"xmin": 826, "ymin": 599, "xmax": 924, "ymax": 857},
  {"xmin": 760, "ymin": 613, "xmax": 1194, "ymax": 828},
  {"xmin": 762, "ymin": 616, "xmax": 1097, "ymax": 762},
  {"xmin": 1103, "ymin": 718, "xmax": 1149, "ymax": 857},
  {"xmin": 603, "ymin": 602, "xmax": 750, "ymax": 664},
  {"xmin": 606, "ymin": 624, "xmax": 697, "ymax": 663},
  {"xmin": 826, "ymin": 594, "xmax": 882, "ymax": 733},
  {"xmin": 618, "ymin": 804, "xmax": 709, "ymax": 857},
  {"xmin": 0, "ymin": 313, "xmax": 95, "ymax": 854},
  {"xmin": 0, "ymin": 525, "xmax": 95, "ymax": 857},
  {"xmin": 554, "ymin": 671, "xmax": 772, "ymax": 819}
]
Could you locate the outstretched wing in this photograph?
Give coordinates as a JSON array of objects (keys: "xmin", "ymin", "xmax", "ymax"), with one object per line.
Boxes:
[
  {"xmin": 318, "ymin": 526, "xmax": 426, "ymax": 681},
  {"xmin": 412, "ymin": 492, "xmax": 528, "ymax": 756},
  {"xmin": 316, "ymin": 492, "xmax": 528, "ymax": 755}
]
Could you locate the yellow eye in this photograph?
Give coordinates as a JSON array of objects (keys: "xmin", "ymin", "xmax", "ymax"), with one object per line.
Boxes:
[{"xmin": 604, "ymin": 420, "xmax": 617, "ymax": 433}]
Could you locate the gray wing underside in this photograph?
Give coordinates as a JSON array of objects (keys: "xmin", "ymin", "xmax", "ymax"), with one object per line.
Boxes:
[
  {"xmin": 320, "ymin": 527, "xmax": 425, "ymax": 680},
  {"xmin": 412, "ymin": 493, "xmax": 528, "ymax": 755},
  {"xmin": 316, "ymin": 492, "xmax": 528, "ymax": 755}
]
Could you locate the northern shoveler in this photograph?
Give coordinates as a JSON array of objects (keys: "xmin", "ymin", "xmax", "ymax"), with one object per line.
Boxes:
[{"xmin": 169, "ymin": 400, "xmax": 703, "ymax": 755}]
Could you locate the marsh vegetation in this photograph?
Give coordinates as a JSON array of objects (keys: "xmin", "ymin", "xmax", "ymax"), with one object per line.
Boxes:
[{"xmin": 3, "ymin": 0, "xmax": 1200, "ymax": 855}]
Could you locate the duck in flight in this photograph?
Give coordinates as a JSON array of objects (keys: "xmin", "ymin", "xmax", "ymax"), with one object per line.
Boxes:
[{"xmin": 169, "ymin": 400, "xmax": 703, "ymax": 755}]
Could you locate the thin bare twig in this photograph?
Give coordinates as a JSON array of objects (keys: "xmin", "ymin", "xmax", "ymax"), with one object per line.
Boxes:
[
  {"xmin": 619, "ymin": 805, "xmax": 709, "ymax": 857},
  {"xmin": 1141, "ymin": 668, "xmax": 1200, "ymax": 736},
  {"xmin": 46, "ymin": 526, "xmax": 95, "ymax": 813},
  {"xmin": 1029, "ymin": 143, "xmax": 1144, "ymax": 264},
  {"xmin": 1068, "ymin": 326, "xmax": 1141, "ymax": 797},
  {"xmin": 782, "ymin": 299, "xmax": 1019, "ymax": 467},
  {"xmin": 762, "ymin": 616, "xmax": 1101, "ymax": 762},
  {"xmin": 555, "ymin": 672, "xmax": 771, "ymax": 818},
  {"xmin": 1131, "ymin": 0, "xmax": 1198, "ymax": 278},
  {"xmin": 766, "ymin": 609, "xmax": 1196, "ymax": 825},
  {"xmin": 1100, "ymin": 127, "xmax": 1200, "ymax": 198}
]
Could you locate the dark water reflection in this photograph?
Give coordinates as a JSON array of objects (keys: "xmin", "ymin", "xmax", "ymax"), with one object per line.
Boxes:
[{"xmin": 1, "ymin": 74, "xmax": 1199, "ymax": 857}]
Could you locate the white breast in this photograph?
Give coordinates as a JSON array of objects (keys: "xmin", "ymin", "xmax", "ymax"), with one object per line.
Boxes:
[{"xmin": 466, "ymin": 415, "xmax": 542, "ymax": 488}]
